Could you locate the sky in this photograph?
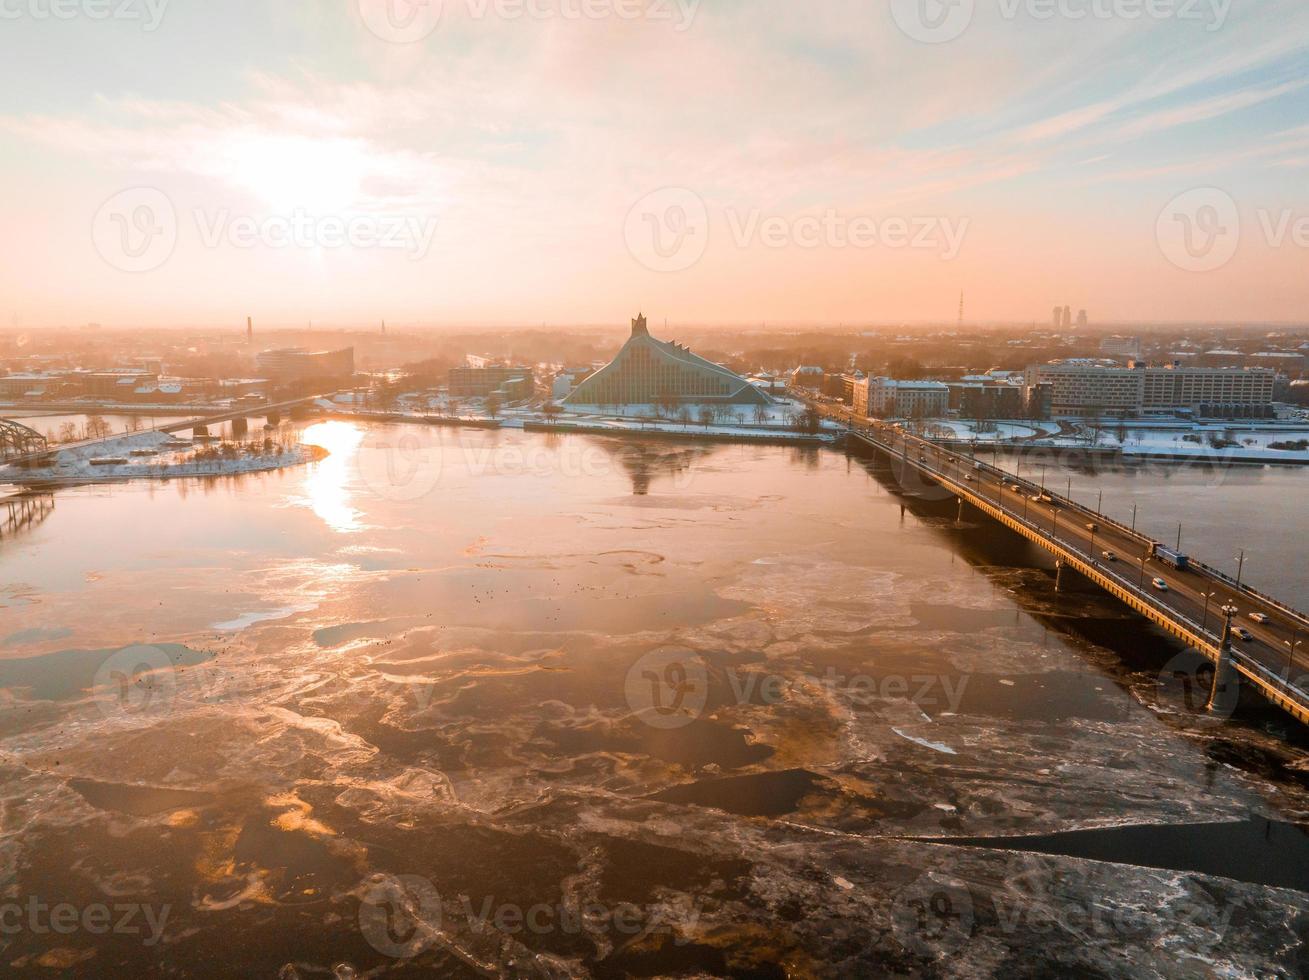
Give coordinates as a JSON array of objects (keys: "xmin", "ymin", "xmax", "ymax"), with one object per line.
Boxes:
[{"xmin": 1, "ymin": 0, "xmax": 1308, "ymax": 328}]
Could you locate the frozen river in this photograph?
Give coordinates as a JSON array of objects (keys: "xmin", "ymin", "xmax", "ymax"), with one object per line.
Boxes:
[{"xmin": 1, "ymin": 420, "xmax": 1308, "ymax": 976}]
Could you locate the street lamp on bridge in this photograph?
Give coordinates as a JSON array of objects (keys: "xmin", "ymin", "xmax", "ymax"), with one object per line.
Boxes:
[{"xmin": 1201, "ymin": 590, "xmax": 1217, "ymax": 632}]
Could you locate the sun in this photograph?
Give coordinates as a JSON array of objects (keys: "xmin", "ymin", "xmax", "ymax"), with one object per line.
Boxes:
[{"xmin": 226, "ymin": 132, "xmax": 369, "ymax": 214}]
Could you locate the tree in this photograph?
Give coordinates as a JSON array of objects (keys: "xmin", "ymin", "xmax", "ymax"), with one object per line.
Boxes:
[
  {"xmin": 697, "ymin": 405, "xmax": 715, "ymax": 429},
  {"xmin": 793, "ymin": 406, "xmax": 823, "ymax": 435},
  {"xmin": 753, "ymin": 404, "xmax": 769, "ymax": 425},
  {"xmin": 676, "ymin": 406, "xmax": 692, "ymax": 427},
  {"xmin": 542, "ymin": 403, "xmax": 563, "ymax": 425},
  {"xmin": 486, "ymin": 394, "xmax": 503, "ymax": 419},
  {"xmin": 58, "ymin": 421, "xmax": 78, "ymax": 443},
  {"xmin": 655, "ymin": 391, "xmax": 678, "ymax": 420},
  {"xmin": 85, "ymin": 415, "xmax": 111, "ymax": 440}
]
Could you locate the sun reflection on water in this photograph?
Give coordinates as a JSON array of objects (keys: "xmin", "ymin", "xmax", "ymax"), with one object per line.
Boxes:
[{"xmin": 299, "ymin": 421, "xmax": 365, "ymax": 532}]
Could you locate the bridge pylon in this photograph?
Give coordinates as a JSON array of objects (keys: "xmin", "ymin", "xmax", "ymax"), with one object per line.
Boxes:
[{"xmin": 1206, "ymin": 606, "xmax": 1240, "ymax": 714}]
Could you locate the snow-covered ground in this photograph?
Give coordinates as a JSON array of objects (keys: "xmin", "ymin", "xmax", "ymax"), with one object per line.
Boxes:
[
  {"xmin": 1032, "ymin": 423, "xmax": 1309, "ymax": 461},
  {"xmin": 917, "ymin": 419, "xmax": 1058, "ymax": 442},
  {"xmin": 0, "ymin": 430, "xmax": 325, "ymax": 485}
]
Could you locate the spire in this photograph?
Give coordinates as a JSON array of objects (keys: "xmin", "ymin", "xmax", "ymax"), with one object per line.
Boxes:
[{"xmin": 631, "ymin": 312, "xmax": 649, "ymax": 338}]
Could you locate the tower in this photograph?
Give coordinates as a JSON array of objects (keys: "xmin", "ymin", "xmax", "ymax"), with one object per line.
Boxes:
[
  {"xmin": 1061, "ymin": 306, "xmax": 1072, "ymax": 330},
  {"xmin": 246, "ymin": 316, "xmax": 253, "ymax": 343}
]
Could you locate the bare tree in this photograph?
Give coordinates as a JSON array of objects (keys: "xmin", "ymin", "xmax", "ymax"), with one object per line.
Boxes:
[{"xmin": 486, "ymin": 394, "xmax": 503, "ymax": 419}]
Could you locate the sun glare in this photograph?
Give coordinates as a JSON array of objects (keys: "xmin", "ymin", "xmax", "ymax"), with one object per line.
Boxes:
[{"xmin": 226, "ymin": 133, "xmax": 369, "ymax": 214}]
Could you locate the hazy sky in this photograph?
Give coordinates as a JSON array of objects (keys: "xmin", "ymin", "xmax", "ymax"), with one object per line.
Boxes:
[{"xmin": 2, "ymin": 0, "xmax": 1308, "ymax": 327}]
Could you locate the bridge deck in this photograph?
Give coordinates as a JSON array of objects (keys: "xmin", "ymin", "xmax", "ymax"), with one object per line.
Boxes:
[{"xmin": 849, "ymin": 425, "xmax": 1309, "ymax": 724}]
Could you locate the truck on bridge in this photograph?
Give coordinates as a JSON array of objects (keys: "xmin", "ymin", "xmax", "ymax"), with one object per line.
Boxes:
[{"xmin": 1152, "ymin": 545, "xmax": 1191, "ymax": 572}]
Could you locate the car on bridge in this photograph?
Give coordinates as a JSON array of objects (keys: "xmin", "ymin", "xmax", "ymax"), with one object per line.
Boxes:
[
  {"xmin": 1103, "ymin": 551, "xmax": 1118, "ymax": 562},
  {"xmin": 1152, "ymin": 577, "xmax": 1169, "ymax": 591},
  {"xmin": 1234, "ymin": 627, "xmax": 1255, "ymax": 642},
  {"xmin": 1249, "ymin": 612, "xmax": 1270, "ymax": 624}
]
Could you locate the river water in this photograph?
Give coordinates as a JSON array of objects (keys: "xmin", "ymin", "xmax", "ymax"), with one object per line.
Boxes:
[
  {"xmin": 1, "ymin": 420, "xmax": 1308, "ymax": 977},
  {"xmin": 987, "ymin": 451, "xmax": 1309, "ymax": 608}
]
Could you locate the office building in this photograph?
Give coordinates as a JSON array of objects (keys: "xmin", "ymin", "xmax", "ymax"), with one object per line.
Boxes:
[
  {"xmin": 256, "ymin": 347, "xmax": 355, "ymax": 380},
  {"xmin": 449, "ymin": 362, "xmax": 536, "ymax": 398},
  {"xmin": 853, "ymin": 377, "xmax": 950, "ymax": 419},
  {"xmin": 1024, "ymin": 360, "xmax": 1276, "ymax": 417}
]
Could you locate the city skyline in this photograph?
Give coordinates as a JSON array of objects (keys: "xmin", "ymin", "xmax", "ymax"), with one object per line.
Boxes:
[{"xmin": 2, "ymin": 1, "xmax": 1308, "ymax": 327}]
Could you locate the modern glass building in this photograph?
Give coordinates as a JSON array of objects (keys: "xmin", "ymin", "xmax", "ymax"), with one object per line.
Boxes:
[{"xmin": 564, "ymin": 314, "xmax": 770, "ymax": 406}]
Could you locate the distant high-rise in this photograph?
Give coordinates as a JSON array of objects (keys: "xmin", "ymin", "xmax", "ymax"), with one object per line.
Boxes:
[
  {"xmin": 246, "ymin": 316, "xmax": 253, "ymax": 343},
  {"xmin": 1061, "ymin": 306, "xmax": 1073, "ymax": 330},
  {"xmin": 1052, "ymin": 306, "xmax": 1062, "ymax": 330},
  {"xmin": 1076, "ymin": 309, "xmax": 1088, "ymax": 330}
]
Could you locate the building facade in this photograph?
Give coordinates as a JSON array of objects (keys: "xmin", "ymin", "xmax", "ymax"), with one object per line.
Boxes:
[
  {"xmin": 853, "ymin": 377, "xmax": 950, "ymax": 419},
  {"xmin": 256, "ymin": 347, "xmax": 355, "ymax": 380},
  {"xmin": 564, "ymin": 314, "xmax": 769, "ymax": 406},
  {"xmin": 449, "ymin": 364, "xmax": 535, "ymax": 398},
  {"xmin": 1024, "ymin": 360, "xmax": 1276, "ymax": 416}
]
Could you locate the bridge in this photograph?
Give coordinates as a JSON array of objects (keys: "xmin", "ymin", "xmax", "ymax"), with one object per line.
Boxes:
[
  {"xmin": 156, "ymin": 394, "xmax": 329, "ymax": 438},
  {"xmin": 0, "ymin": 395, "xmax": 333, "ymax": 468},
  {"xmin": 848, "ymin": 421, "xmax": 1309, "ymax": 725},
  {"xmin": 0, "ymin": 418, "xmax": 49, "ymax": 461}
]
